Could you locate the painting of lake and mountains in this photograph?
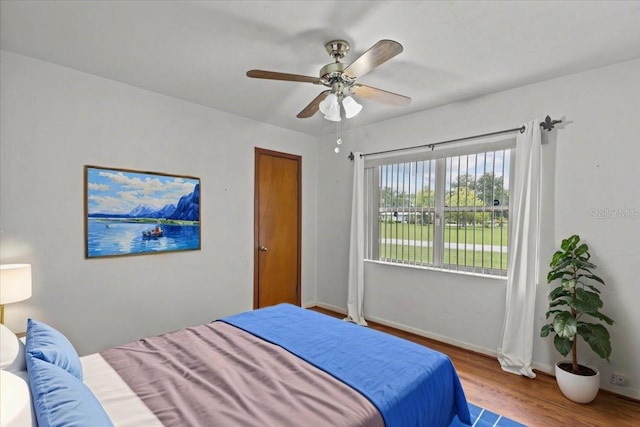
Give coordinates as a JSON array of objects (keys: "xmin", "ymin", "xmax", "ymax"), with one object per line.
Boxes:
[{"xmin": 85, "ymin": 166, "xmax": 200, "ymax": 258}]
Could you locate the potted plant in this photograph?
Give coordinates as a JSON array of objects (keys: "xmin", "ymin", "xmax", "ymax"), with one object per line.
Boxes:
[{"xmin": 540, "ymin": 234, "xmax": 615, "ymax": 403}]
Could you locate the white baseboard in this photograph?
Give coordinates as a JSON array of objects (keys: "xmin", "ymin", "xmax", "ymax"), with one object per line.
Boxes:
[
  {"xmin": 600, "ymin": 383, "xmax": 640, "ymax": 399},
  {"xmin": 366, "ymin": 314, "xmax": 498, "ymax": 359},
  {"xmin": 315, "ymin": 302, "xmax": 347, "ymax": 315},
  {"xmin": 314, "ymin": 302, "xmax": 496, "ymax": 358},
  {"xmin": 531, "ymin": 362, "xmax": 554, "ymax": 377}
]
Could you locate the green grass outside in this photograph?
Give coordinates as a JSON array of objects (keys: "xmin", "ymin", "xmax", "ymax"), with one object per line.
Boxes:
[
  {"xmin": 379, "ymin": 243, "xmax": 508, "ymax": 272},
  {"xmin": 379, "ymin": 222, "xmax": 508, "ymax": 246}
]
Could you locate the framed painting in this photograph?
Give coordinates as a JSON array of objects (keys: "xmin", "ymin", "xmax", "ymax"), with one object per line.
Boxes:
[{"xmin": 84, "ymin": 166, "xmax": 200, "ymax": 258}]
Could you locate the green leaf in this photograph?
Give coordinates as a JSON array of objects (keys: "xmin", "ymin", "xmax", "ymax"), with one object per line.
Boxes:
[
  {"xmin": 549, "ymin": 286, "xmax": 570, "ymax": 300},
  {"xmin": 553, "ymin": 312, "xmax": 577, "ymax": 339},
  {"xmin": 549, "ymin": 299, "xmax": 570, "ymax": 309},
  {"xmin": 581, "ymin": 283, "xmax": 601, "ymax": 294},
  {"xmin": 583, "ymin": 311, "xmax": 615, "ymax": 325},
  {"xmin": 574, "ymin": 243, "xmax": 589, "ymax": 257},
  {"xmin": 561, "ymin": 235, "xmax": 580, "ymax": 251},
  {"xmin": 575, "ymin": 268, "xmax": 594, "ymax": 277},
  {"xmin": 578, "ymin": 273, "xmax": 605, "ymax": 285},
  {"xmin": 550, "ymin": 250, "xmax": 566, "ymax": 267},
  {"xmin": 554, "ymin": 334, "xmax": 573, "ymax": 357},
  {"xmin": 573, "ymin": 288, "xmax": 603, "ymax": 312},
  {"xmin": 551, "ymin": 257, "xmax": 574, "ymax": 272},
  {"xmin": 540, "ymin": 324, "xmax": 553, "ymax": 337},
  {"xmin": 578, "ymin": 323, "xmax": 612, "ymax": 360},
  {"xmin": 578, "ymin": 252, "xmax": 591, "ymax": 261},
  {"xmin": 571, "ymin": 259, "xmax": 597, "ymax": 271},
  {"xmin": 544, "ymin": 309, "xmax": 566, "ymax": 318},
  {"xmin": 547, "ymin": 270, "xmax": 570, "ymax": 283}
]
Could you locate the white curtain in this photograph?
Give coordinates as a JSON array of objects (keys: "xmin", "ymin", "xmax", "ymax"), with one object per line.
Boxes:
[
  {"xmin": 497, "ymin": 120, "xmax": 542, "ymax": 378},
  {"xmin": 345, "ymin": 152, "xmax": 367, "ymax": 326}
]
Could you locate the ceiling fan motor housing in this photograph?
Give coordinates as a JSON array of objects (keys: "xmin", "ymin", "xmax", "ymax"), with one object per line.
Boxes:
[
  {"xmin": 321, "ymin": 40, "xmax": 356, "ymax": 92},
  {"xmin": 319, "ymin": 61, "xmax": 346, "ymax": 81},
  {"xmin": 319, "ymin": 63, "xmax": 355, "ymax": 96}
]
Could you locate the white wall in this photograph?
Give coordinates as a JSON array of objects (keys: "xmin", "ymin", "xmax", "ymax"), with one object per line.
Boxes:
[
  {"xmin": 0, "ymin": 51, "xmax": 318, "ymax": 355},
  {"xmin": 316, "ymin": 59, "xmax": 640, "ymax": 398}
]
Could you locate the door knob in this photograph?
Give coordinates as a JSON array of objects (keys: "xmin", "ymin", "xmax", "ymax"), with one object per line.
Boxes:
[{"xmin": 259, "ymin": 246, "xmax": 268, "ymax": 252}]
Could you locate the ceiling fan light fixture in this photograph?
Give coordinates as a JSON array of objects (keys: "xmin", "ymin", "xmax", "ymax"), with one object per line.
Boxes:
[
  {"xmin": 324, "ymin": 108, "xmax": 341, "ymax": 122},
  {"xmin": 320, "ymin": 93, "xmax": 341, "ymax": 121},
  {"xmin": 319, "ymin": 93, "xmax": 338, "ymax": 115},
  {"xmin": 342, "ymin": 95, "xmax": 362, "ymax": 119}
]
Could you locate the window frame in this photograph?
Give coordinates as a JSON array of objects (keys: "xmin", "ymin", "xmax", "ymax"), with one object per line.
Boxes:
[{"xmin": 364, "ymin": 135, "xmax": 517, "ymax": 278}]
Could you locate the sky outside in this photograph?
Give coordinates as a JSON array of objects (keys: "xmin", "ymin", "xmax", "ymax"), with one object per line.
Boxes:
[{"xmin": 380, "ymin": 149, "xmax": 511, "ymax": 195}]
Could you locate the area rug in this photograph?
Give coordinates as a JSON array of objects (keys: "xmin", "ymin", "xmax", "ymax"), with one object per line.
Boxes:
[{"xmin": 449, "ymin": 403, "xmax": 527, "ymax": 426}]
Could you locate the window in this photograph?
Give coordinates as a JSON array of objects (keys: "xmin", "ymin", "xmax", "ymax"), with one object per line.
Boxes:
[{"xmin": 364, "ymin": 139, "xmax": 514, "ymax": 277}]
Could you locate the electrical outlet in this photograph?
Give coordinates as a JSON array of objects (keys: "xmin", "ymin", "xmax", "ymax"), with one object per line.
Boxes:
[{"xmin": 609, "ymin": 373, "xmax": 625, "ymax": 386}]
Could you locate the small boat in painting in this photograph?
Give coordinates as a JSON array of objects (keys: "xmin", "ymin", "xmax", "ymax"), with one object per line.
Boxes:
[{"xmin": 142, "ymin": 226, "xmax": 163, "ymax": 238}]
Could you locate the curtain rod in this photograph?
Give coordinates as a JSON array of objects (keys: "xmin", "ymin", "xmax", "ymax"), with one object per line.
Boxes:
[{"xmin": 348, "ymin": 115, "xmax": 561, "ymax": 161}]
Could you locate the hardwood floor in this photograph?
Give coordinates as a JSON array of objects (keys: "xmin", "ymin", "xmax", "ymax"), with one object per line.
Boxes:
[{"xmin": 310, "ymin": 307, "xmax": 640, "ymax": 427}]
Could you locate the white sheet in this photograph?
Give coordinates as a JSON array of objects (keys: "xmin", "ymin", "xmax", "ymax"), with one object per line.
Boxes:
[{"xmin": 81, "ymin": 353, "xmax": 163, "ymax": 427}]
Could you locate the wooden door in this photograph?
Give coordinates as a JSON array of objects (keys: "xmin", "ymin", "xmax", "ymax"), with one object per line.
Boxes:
[{"xmin": 254, "ymin": 148, "xmax": 301, "ymax": 308}]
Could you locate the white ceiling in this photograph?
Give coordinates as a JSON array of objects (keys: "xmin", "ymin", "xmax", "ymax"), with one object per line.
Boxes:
[{"xmin": 2, "ymin": 1, "xmax": 640, "ymax": 137}]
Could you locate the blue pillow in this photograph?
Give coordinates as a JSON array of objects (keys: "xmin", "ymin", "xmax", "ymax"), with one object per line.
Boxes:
[
  {"xmin": 26, "ymin": 356, "xmax": 113, "ymax": 427},
  {"xmin": 26, "ymin": 319, "xmax": 83, "ymax": 381}
]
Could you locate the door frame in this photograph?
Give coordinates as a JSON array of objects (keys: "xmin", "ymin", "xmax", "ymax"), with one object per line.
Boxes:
[{"xmin": 254, "ymin": 147, "xmax": 302, "ymax": 309}]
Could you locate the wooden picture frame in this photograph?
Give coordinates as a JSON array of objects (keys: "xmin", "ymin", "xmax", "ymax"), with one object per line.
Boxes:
[{"xmin": 84, "ymin": 166, "xmax": 200, "ymax": 258}]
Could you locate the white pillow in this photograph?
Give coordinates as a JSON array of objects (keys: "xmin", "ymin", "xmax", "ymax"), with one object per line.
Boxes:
[
  {"xmin": 0, "ymin": 323, "xmax": 26, "ymax": 372},
  {"xmin": 0, "ymin": 369, "xmax": 37, "ymax": 427}
]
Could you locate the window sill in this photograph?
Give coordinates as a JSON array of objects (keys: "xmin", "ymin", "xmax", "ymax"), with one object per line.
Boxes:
[{"xmin": 364, "ymin": 259, "xmax": 509, "ymax": 281}]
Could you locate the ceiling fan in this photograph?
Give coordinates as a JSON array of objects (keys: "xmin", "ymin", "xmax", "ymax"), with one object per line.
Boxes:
[{"xmin": 246, "ymin": 39, "xmax": 411, "ymax": 121}]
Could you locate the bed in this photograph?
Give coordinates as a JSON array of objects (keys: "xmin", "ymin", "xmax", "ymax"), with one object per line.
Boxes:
[{"xmin": 5, "ymin": 304, "xmax": 471, "ymax": 427}]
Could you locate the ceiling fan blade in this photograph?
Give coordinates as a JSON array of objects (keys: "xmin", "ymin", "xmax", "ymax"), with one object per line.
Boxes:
[
  {"xmin": 343, "ymin": 40, "xmax": 403, "ymax": 78},
  {"xmin": 297, "ymin": 90, "xmax": 331, "ymax": 118},
  {"xmin": 352, "ymin": 84, "xmax": 411, "ymax": 106},
  {"xmin": 247, "ymin": 70, "xmax": 322, "ymax": 84}
]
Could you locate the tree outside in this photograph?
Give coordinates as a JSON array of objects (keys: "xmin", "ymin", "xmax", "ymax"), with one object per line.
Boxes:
[{"xmin": 445, "ymin": 186, "xmax": 487, "ymax": 225}]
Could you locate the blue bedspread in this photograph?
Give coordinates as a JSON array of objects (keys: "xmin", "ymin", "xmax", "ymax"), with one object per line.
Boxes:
[{"xmin": 221, "ymin": 304, "xmax": 471, "ymax": 427}]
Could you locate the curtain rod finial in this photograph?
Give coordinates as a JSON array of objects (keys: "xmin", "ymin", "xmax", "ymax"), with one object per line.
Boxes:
[
  {"xmin": 541, "ymin": 115, "xmax": 562, "ymax": 132},
  {"xmin": 348, "ymin": 152, "xmax": 354, "ymax": 161}
]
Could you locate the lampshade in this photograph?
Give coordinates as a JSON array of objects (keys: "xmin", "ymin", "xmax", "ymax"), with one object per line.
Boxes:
[
  {"xmin": 342, "ymin": 96, "xmax": 362, "ymax": 119},
  {"xmin": 319, "ymin": 93, "xmax": 341, "ymax": 122},
  {"xmin": 319, "ymin": 93, "xmax": 338, "ymax": 115},
  {"xmin": 0, "ymin": 264, "xmax": 32, "ymax": 305},
  {"xmin": 324, "ymin": 108, "xmax": 341, "ymax": 122}
]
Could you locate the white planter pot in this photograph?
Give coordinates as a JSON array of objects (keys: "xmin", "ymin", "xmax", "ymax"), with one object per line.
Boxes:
[{"xmin": 555, "ymin": 361, "xmax": 600, "ymax": 403}]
